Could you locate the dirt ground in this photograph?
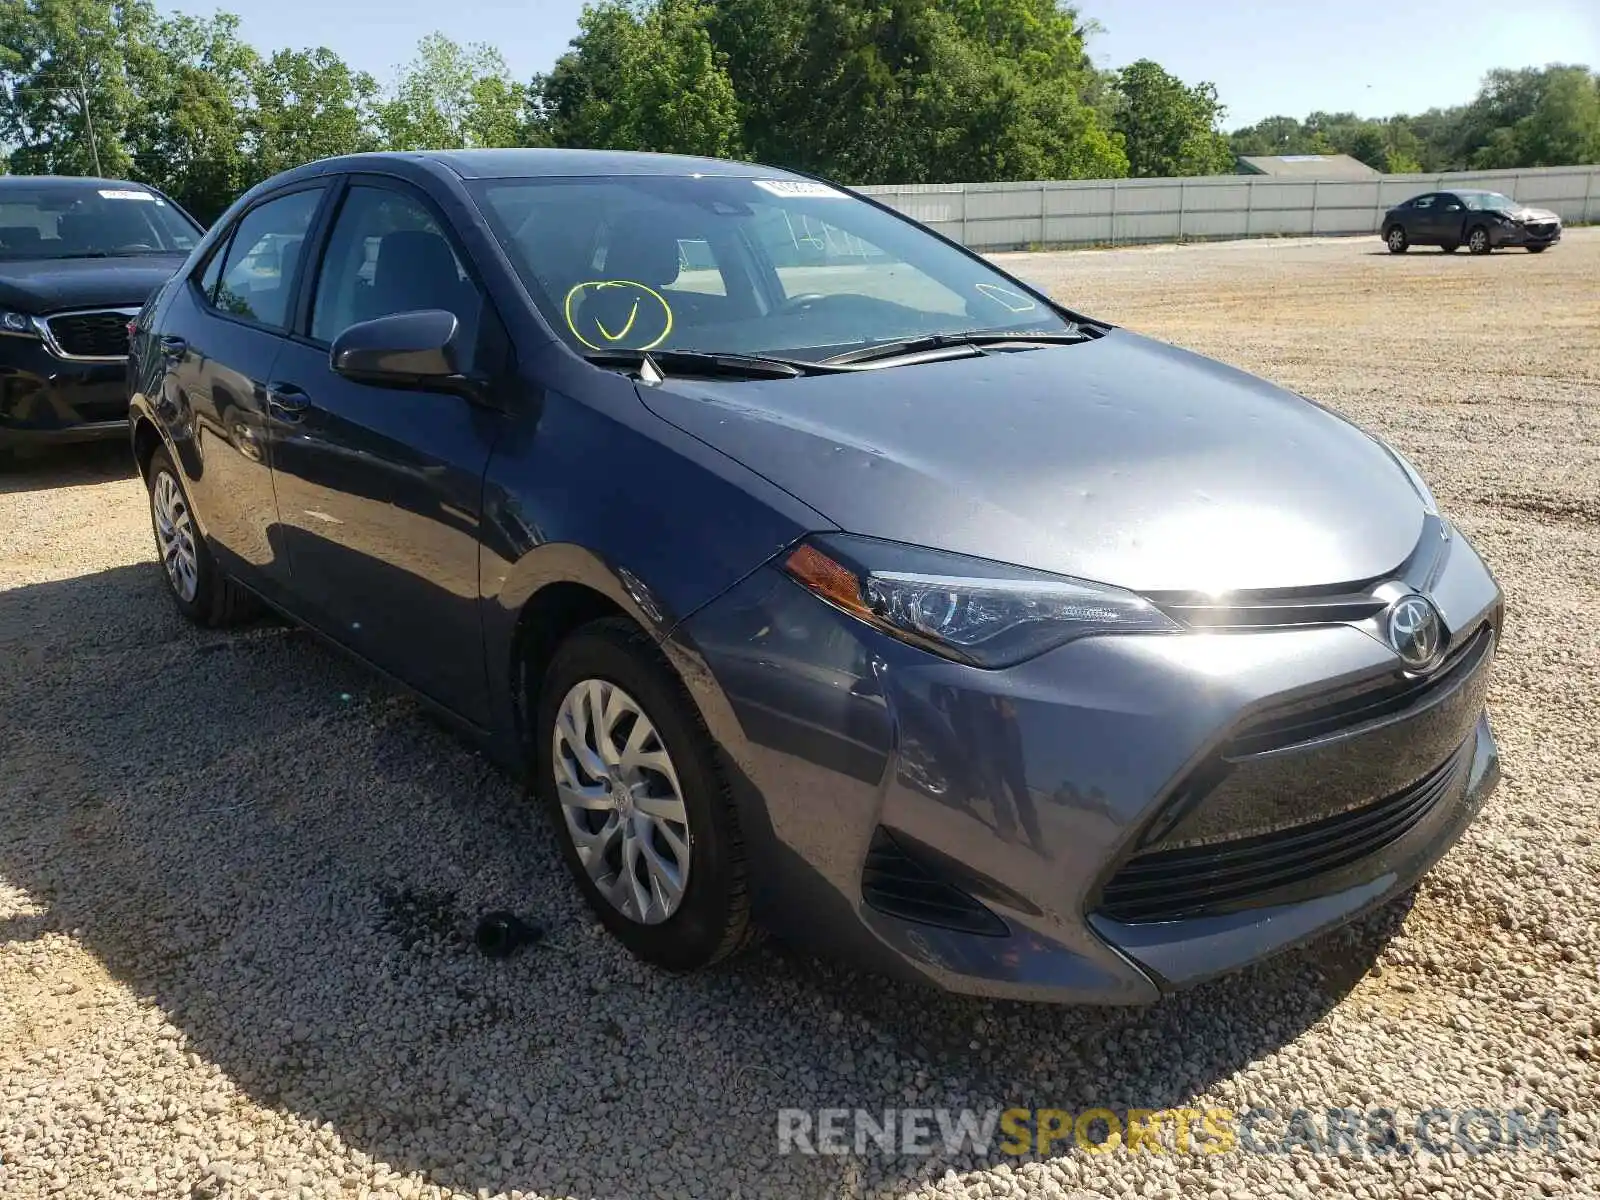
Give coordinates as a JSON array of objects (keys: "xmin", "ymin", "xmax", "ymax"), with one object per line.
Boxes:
[{"xmin": 2, "ymin": 230, "xmax": 1597, "ymax": 1199}]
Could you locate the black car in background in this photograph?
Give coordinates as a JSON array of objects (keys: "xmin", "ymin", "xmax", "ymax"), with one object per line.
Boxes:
[
  {"xmin": 1382, "ymin": 189, "xmax": 1562, "ymax": 255},
  {"xmin": 0, "ymin": 176, "xmax": 202, "ymax": 462}
]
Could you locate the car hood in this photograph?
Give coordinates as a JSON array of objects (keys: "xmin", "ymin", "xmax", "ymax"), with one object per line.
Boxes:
[
  {"xmin": 1506, "ymin": 205, "xmax": 1559, "ymax": 223},
  {"xmin": 638, "ymin": 328, "xmax": 1426, "ymax": 593},
  {"xmin": 0, "ymin": 254, "xmax": 187, "ymax": 313}
]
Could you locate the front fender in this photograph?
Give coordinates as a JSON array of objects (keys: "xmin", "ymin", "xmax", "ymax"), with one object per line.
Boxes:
[{"xmin": 476, "ymin": 367, "xmax": 835, "ymax": 761}]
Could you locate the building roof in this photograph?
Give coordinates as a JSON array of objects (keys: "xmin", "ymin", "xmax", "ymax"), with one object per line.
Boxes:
[{"xmin": 1236, "ymin": 154, "xmax": 1382, "ymax": 179}]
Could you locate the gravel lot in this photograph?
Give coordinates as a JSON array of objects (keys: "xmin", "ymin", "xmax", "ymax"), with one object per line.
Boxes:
[{"xmin": 3, "ymin": 230, "xmax": 1598, "ymax": 1200}]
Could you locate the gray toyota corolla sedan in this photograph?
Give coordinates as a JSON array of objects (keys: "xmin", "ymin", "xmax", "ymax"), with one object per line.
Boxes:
[{"xmin": 127, "ymin": 150, "xmax": 1501, "ymax": 1003}]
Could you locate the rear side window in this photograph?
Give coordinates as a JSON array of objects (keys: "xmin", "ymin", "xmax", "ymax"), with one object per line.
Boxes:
[{"xmin": 209, "ymin": 189, "xmax": 324, "ymax": 328}]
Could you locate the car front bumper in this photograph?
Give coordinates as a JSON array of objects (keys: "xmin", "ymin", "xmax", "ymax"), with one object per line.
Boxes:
[
  {"xmin": 0, "ymin": 335, "xmax": 130, "ymax": 449},
  {"xmin": 668, "ymin": 527, "xmax": 1503, "ymax": 1004},
  {"xmin": 1490, "ymin": 221, "xmax": 1561, "ymax": 248}
]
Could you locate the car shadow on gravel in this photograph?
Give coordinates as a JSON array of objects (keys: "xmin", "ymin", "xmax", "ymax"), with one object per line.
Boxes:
[
  {"xmin": 0, "ymin": 440, "xmax": 135, "ymax": 495},
  {"xmin": 0, "ymin": 563, "xmax": 1406, "ymax": 1200}
]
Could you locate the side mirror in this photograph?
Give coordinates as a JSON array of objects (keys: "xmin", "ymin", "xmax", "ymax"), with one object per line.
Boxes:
[{"xmin": 330, "ymin": 310, "xmax": 462, "ymax": 389}]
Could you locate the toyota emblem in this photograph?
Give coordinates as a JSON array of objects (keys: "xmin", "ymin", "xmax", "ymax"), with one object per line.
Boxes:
[{"xmin": 1386, "ymin": 594, "xmax": 1444, "ymax": 670}]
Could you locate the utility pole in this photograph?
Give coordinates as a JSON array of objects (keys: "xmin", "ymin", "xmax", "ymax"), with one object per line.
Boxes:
[{"xmin": 77, "ymin": 70, "xmax": 103, "ymax": 176}]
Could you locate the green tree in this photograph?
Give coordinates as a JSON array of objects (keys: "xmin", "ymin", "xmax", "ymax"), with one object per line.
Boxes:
[
  {"xmin": 538, "ymin": 0, "xmax": 741, "ymax": 158},
  {"xmin": 705, "ymin": 0, "xmax": 1123, "ymax": 182},
  {"xmin": 1113, "ymin": 58, "xmax": 1231, "ymax": 177},
  {"xmin": 0, "ymin": 0, "xmax": 152, "ymax": 177},
  {"xmin": 251, "ymin": 48, "xmax": 379, "ymax": 178},
  {"xmin": 376, "ymin": 33, "xmax": 529, "ymax": 150},
  {"xmin": 123, "ymin": 11, "xmax": 258, "ymax": 220}
]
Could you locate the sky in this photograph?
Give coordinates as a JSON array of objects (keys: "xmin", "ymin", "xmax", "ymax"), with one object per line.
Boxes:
[{"xmin": 158, "ymin": 0, "xmax": 1600, "ymax": 129}]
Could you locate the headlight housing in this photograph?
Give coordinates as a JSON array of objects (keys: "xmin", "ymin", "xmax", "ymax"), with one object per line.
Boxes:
[
  {"xmin": 782, "ymin": 535, "xmax": 1179, "ymax": 668},
  {"xmin": 0, "ymin": 310, "xmax": 39, "ymax": 338}
]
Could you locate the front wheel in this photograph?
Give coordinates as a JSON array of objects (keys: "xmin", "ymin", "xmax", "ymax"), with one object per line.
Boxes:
[
  {"xmin": 146, "ymin": 448, "xmax": 258, "ymax": 626},
  {"xmin": 1467, "ymin": 225, "xmax": 1492, "ymax": 255},
  {"xmin": 535, "ymin": 618, "xmax": 755, "ymax": 971},
  {"xmin": 1385, "ymin": 225, "xmax": 1409, "ymax": 254}
]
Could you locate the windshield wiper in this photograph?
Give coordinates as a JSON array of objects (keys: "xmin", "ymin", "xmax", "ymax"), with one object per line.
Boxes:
[
  {"xmin": 822, "ymin": 327, "xmax": 1092, "ymax": 366},
  {"xmin": 583, "ymin": 348, "xmax": 843, "ymax": 381}
]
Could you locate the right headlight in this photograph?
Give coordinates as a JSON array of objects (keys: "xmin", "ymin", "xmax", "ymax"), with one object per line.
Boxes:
[{"xmin": 782, "ymin": 534, "xmax": 1179, "ymax": 668}]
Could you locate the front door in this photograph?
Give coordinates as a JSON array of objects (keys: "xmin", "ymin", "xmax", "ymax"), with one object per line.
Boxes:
[
  {"xmin": 158, "ymin": 186, "xmax": 326, "ymax": 590},
  {"xmin": 264, "ymin": 179, "xmax": 504, "ymax": 724}
]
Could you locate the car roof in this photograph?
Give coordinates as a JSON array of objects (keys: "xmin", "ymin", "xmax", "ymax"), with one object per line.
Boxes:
[
  {"xmin": 0, "ymin": 175, "xmax": 159, "ymax": 191},
  {"xmin": 291, "ymin": 148, "xmax": 801, "ymax": 182}
]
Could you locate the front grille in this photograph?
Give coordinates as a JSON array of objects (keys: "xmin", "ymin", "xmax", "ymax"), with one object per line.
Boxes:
[
  {"xmin": 1098, "ymin": 746, "xmax": 1469, "ymax": 923},
  {"xmin": 861, "ymin": 828, "xmax": 1007, "ymax": 936},
  {"xmin": 45, "ymin": 310, "xmax": 131, "ymax": 358},
  {"xmin": 1526, "ymin": 222, "xmax": 1557, "ymax": 236},
  {"xmin": 1228, "ymin": 624, "xmax": 1493, "ymax": 757}
]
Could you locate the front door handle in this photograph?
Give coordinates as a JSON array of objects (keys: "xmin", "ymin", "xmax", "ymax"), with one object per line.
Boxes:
[{"xmin": 266, "ymin": 382, "xmax": 309, "ymax": 421}]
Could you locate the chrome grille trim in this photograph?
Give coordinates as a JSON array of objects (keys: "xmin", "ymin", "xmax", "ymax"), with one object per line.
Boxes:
[{"xmin": 36, "ymin": 306, "xmax": 139, "ymax": 362}]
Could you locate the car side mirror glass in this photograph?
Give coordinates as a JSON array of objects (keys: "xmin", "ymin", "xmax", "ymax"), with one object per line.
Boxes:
[{"xmin": 330, "ymin": 310, "xmax": 462, "ymax": 389}]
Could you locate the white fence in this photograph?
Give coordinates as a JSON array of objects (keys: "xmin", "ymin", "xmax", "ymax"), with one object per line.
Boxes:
[{"xmin": 855, "ymin": 164, "xmax": 1600, "ymax": 252}]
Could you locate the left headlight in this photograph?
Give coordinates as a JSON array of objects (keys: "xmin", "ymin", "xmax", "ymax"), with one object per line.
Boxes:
[
  {"xmin": 782, "ymin": 534, "xmax": 1180, "ymax": 668},
  {"xmin": 0, "ymin": 310, "xmax": 40, "ymax": 338}
]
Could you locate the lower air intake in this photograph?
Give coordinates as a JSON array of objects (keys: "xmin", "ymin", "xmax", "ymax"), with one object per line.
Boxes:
[{"xmin": 861, "ymin": 828, "xmax": 1007, "ymax": 936}]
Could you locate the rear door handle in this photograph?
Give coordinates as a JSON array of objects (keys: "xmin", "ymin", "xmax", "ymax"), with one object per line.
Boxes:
[{"xmin": 266, "ymin": 382, "xmax": 310, "ymax": 422}]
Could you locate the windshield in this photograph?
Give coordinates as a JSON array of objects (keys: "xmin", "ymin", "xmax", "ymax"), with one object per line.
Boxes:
[
  {"xmin": 0, "ymin": 183, "xmax": 201, "ymax": 260},
  {"xmin": 1461, "ymin": 192, "xmax": 1517, "ymax": 212},
  {"xmin": 470, "ymin": 175, "xmax": 1072, "ymax": 361}
]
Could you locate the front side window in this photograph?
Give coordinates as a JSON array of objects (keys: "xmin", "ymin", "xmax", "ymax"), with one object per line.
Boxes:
[
  {"xmin": 1411, "ymin": 195, "xmax": 1436, "ymax": 210},
  {"xmin": 471, "ymin": 175, "xmax": 1070, "ymax": 361},
  {"xmin": 310, "ymin": 185, "xmax": 480, "ymax": 347},
  {"xmin": 0, "ymin": 182, "xmax": 201, "ymax": 260},
  {"xmin": 211, "ymin": 189, "xmax": 325, "ymax": 328}
]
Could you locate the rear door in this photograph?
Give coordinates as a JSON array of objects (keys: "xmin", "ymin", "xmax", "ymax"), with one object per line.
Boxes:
[
  {"xmin": 263, "ymin": 176, "xmax": 506, "ymax": 723},
  {"xmin": 157, "ymin": 185, "xmax": 328, "ymax": 590},
  {"xmin": 1433, "ymin": 193, "xmax": 1467, "ymax": 244}
]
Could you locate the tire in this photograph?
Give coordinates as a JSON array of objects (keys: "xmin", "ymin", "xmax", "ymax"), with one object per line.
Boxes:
[
  {"xmin": 1440, "ymin": 243, "xmax": 1459, "ymax": 254},
  {"xmin": 1385, "ymin": 225, "xmax": 1409, "ymax": 254},
  {"xmin": 535, "ymin": 617, "xmax": 755, "ymax": 971},
  {"xmin": 1467, "ymin": 225, "xmax": 1492, "ymax": 255},
  {"xmin": 1526, "ymin": 244, "xmax": 1548, "ymax": 254},
  {"xmin": 146, "ymin": 448, "xmax": 258, "ymax": 627}
]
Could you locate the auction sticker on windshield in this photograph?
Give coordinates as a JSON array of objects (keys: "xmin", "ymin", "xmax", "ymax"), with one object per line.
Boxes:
[
  {"xmin": 98, "ymin": 189, "xmax": 158, "ymax": 202},
  {"xmin": 753, "ymin": 180, "xmax": 846, "ymax": 199}
]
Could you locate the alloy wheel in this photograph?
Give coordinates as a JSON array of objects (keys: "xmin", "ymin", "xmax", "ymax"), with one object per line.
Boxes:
[
  {"xmin": 1387, "ymin": 227, "xmax": 1407, "ymax": 252},
  {"xmin": 1469, "ymin": 228, "xmax": 1489, "ymax": 254},
  {"xmin": 152, "ymin": 470, "xmax": 199, "ymax": 603},
  {"xmin": 552, "ymin": 678, "xmax": 691, "ymax": 925}
]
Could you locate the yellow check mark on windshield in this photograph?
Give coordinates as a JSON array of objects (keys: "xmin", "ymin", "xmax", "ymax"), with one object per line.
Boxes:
[{"xmin": 596, "ymin": 300, "xmax": 641, "ymax": 342}]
